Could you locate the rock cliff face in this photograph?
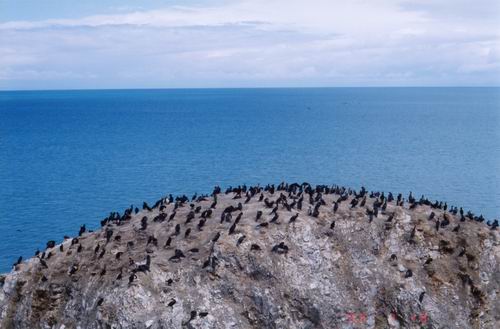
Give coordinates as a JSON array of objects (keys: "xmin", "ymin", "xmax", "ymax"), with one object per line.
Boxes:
[{"xmin": 0, "ymin": 184, "xmax": 499, "ymax": 329}]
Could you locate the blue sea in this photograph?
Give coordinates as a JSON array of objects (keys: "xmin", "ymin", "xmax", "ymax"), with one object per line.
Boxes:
[{"xmin": 0, "ymin": 87, "xmax": 499, "ymax": 272}]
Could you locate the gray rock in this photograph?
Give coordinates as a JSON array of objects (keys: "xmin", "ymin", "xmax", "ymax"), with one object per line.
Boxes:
[{"xmin": 1, "ymin": 186, "xmax": 499, "ymax": 329}]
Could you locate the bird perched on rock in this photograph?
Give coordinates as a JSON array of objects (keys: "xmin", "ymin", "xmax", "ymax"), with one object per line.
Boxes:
[
  {"xmin": 271, "ymin": 242, "xmax": 289, "ymax": 254},
  {"xmin": 419, "ymin": 291, "xmax": 425, "ymax": 303},
  {"xmin": 212, "ymin": 232, "xmax": 221, "ymax": 243},
  {"xmin": 250, "ymin": 244, "xmax": 261, "ymax": 251},
  {"xmin": 128, "ymin": 273, "xmax": 137, "ymax": 285},
  {"xmin": 169, "ymin": 249, "xmax": 185, "ymax": 262},
  {"xmin": 135, "ymin": 255, "xmax": 151, "ymax": 272},
  {"xmin": 237, "ymin": 235, "xmax": 246, "ymax": 246},
  {"xmin": 229, "ymin": 222, "xmax": 237, "ymax": 235}
]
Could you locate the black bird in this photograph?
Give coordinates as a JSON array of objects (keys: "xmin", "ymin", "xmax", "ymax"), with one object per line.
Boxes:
[
  {"xmin": 220, "ymin": 212, "xmax": 227, "ymax": 224},
  {"xmin": 271, "ymin": 242, "xmax": 289, "ymax": 254},
  {"xmin": 136, "ymin": 255, "xmax": 151, "ymax": 272},
  {"xmin": 189, "ymin": 248, "xmax": 199, "ymax": 253},
  {"xmin": 250, "ymin": 244, "xmax": 261, "ymax": 251},
  {"xmin": 143, "ymin": 202, "xmax": 152, "ymax": 211},
  {"xmin": 128, "ymin": 273, "xmax": 137, "ymax": 285},
  {"xmin": 167, "ymin": 278, "xmax": 173, "ymax": 286},
  {"xmin": 234, "ymin": 212, "xmax": 243, "ymax": 224},
  {"xmin": 13, "ymin": 256, "xmax": 22, "ymax": 268},
  {"xmin": 424, "ymin": 257, "xmax": 433, "ymax": 265},
  {"xmin": 189, "ymin": 311, "xmax": 197, "ymax": 322},
  {"xmin": 270, "ymin": 213, "xmax": 279, "ymax": 223},
  {"xmin": 94, "ymin": 244, "xmax": 100, "ymax": 254},
  {"xmin": 197, "ymin": 219, "xmax": 206, "ymax": 231},
  {"xmin": 186, "ymin": 211, "xmax": 195, "ymax": 224},
  {"xmin": 429, "ymin": 212, "xmax": 435, "ymax": 220},
  {"xmin": 59, "ymin": 245, "xmax": 64, "ymax": 252},
  {"xmin": 147, "ymin": 236, "xmax": 158, "ymax": 247},
  {"xmin": 174, "ymin": 224, "xmax": 181, "ymax": 236},
  {"xmin": 99, "ymin": 248, "xmax": 105, "ymax": 259},
  {"xmin": 69, "ymin": 265, "xmax": 78, "ymax": 275},
  {"xmin": 115, "ymin": 252, "xmax": 123, "ymax": 260},
  {"xmin": 237, "ymin": 235, "xmax": 246, "ymax": 246},
  {"xmin": 404, "ymin": 269, "xmax": 413, "ymax": 278},
  {"xmin": 169, "ymin": 249, "xmax": 185, "ymax": 262},
  {"xmin": 257, "ymin": 222, "xmax": 269, "ymax": 228},
  {"xmin": 289, "ymin": 213, "xmax": 299, "ymax": 223},
  {"xmin": 165, "ymin": 237, "xmax": 172, "ymax": 247},
  {"xmin": 168, "ymin": 299, "xmax": 176, "ymax": 307},
  {"xmin": 435, "ymin": 220, "xmax": 440, "ymax": 231},
  {"xmin": 140, "ymin": 216, "xmax": 148, "ymax": 231},
  {"xmin": 333, "ymin": 202, "xmax": 339, "ymax": 213},
  {"xmin": 199, "ymin": 312, "xmax": 209, "ymax": 318},
  {"xmin": 184, "ymin": 228, "xmax": 191, "ymax": 238},
  {"xmin": 368, "ymin": 213, "xmax": 374, "ymax": 223},
  {"xmin": 78, "ymin": 224, "xmax": 86, "ymax": 236},
  {"xmin": 350, "ymin": 198, "xmax": 358, "ymax": 208},
  {"xmin": 39, "ymin": 258, "xmax": 48, "ymax": 269},
  {"xmin": 97, "ymin": 298, "xmax": 104, "ymax": 306},
  {"xmin": 255, "ymin": 210, "xmax": 263, "ymax": 221},
  {"xmin": 229, "ymin": 222, "xmax": 237, "ymax": 235},
  {"xmin": 330, "ymin": 221, "xmax": 335, "ymax": 230},
  {"xmin": 419, "ymin": 291, "xmax": 425, "ymax": 303},
  {"xmin": 105, "ymin": 229, "xmax": 113, "ymax": 243},
  {"xmin": 212, "ymin": 232, "xmax": 221, "ymax": 243}
]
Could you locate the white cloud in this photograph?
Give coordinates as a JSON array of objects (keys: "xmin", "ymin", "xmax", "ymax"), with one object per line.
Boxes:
[{"xmin": 0, "ymin": 0, "xmax": 499, "ymax": 89}]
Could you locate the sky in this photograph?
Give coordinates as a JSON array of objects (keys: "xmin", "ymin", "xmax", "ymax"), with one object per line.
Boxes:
[{"xmin": 1, "ymin": 0, "xmax": 499, "ymax": 90}]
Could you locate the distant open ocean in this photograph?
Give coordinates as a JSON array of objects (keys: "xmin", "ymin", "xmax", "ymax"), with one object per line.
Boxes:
[{"xmin": 0, "ymin": 87, "xmax": 499, "ymax": 272}]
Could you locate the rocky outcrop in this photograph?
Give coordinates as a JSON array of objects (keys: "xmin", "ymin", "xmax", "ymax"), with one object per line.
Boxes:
[{"xmin": 1, "ymin": 184, "xmax": 499, "ymax": 329}]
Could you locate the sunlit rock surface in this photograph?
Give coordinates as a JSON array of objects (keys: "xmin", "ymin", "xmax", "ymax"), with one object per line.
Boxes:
[{"xmin": 1, "ymin": 184, "xmax": 499, "ymax": 329}]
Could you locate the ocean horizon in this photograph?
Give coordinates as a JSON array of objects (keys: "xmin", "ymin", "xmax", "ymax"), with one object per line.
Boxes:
[{"xmin": 1, "ymin": 87, "xmax": 499, "ymax": 272}]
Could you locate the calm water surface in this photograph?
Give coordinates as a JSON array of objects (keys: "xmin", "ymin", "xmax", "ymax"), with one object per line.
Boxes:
[{"xmin": 1, "ymin": 87, "xmax": 499, "ymax": 272}]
